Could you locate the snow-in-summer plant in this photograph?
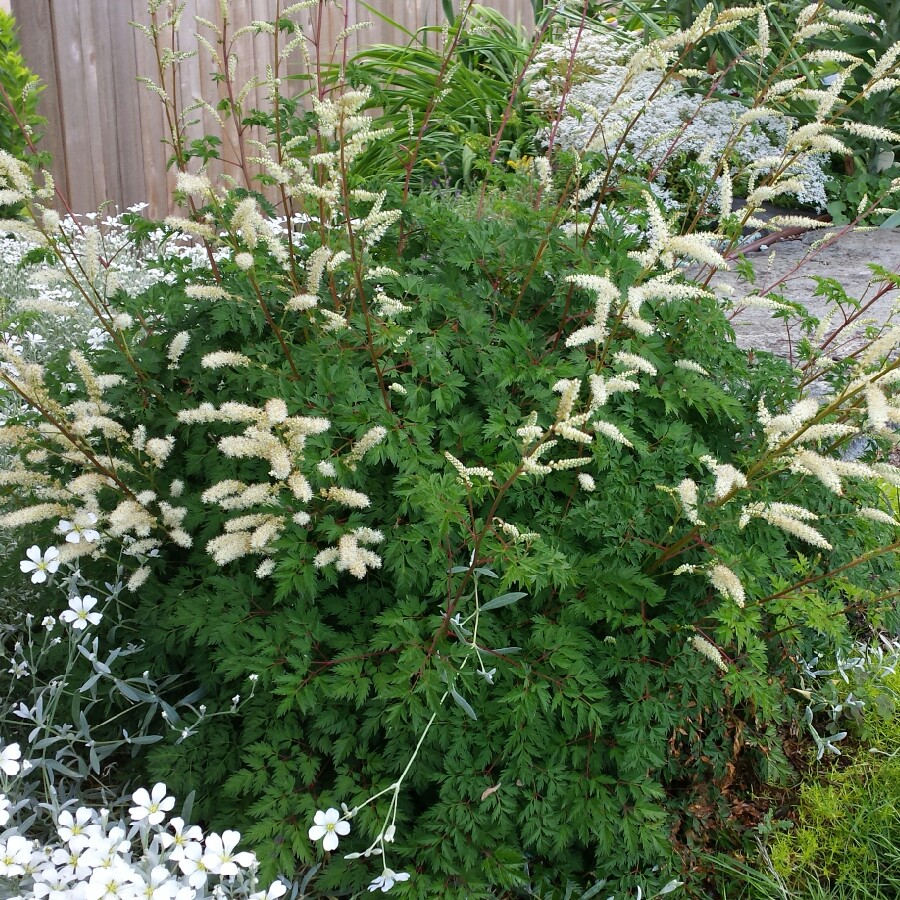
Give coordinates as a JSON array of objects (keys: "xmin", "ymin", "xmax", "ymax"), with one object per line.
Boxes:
[
  {"xmin": 0, "ymin": 548, "xmax": 274, "ymax": 898},
  {"xmin": 527, "ymin": 24, "xmax": 827, "ymax": 211},
  {"xmin": 0, "ymin": 762, "xmax": 285, "ymax": 900},
  {"xmin": 792, "ymin": 636, "xmax": 900, "ymax": 760},
  {"xmin": 0, "ymin": 207, "xmax": 209, "ymax": 354},
  {"xmin": 0, "ymin": 537, "xmax": 264, "ymax": 817},
  {"xmin": 1, "ymin": 0, "xmax": 900, "ymax": 895},
  {"xmin": 526, "ymin": 7, "xmax": 900, "ymax": 233}
]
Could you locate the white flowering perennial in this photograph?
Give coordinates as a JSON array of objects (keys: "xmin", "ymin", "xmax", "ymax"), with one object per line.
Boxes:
[
  {"xmin": 677, "ymin": 478, "xmax": 702, "ymax": 525},
  {"xmin": 0, "ymin": 310, "xmax": 202, "ymax": 569},
  {"xmin": 200, "ymin": 350, "xmax": 253, "ymax": 369},
  {"xmin": 444, "ymin": 451, "xmax": 495, "ymax": 488},
  {"xmin": 689, "ymin": 634, "xmax": 729, "ymax": 673},
  {"xmin": 181, "ymin": 402, "xmax": 387, "ymax": 572},
  {"xmin": 674, "ymin": 359, "xmax": 709, "ymax": 376},
  {"xmin": 739, "ymin": 502, "xmax": 832, "ymax": 551},
  {"xmin": 708, "ymin": 564, "xmax": 746, "ymax": 609},
  {"xmin": 59, "ymin": 594, "xmax": 103, "ymax": 630},
  {"xmin": 345, "ymin": 426, "xmax": 388, "ymax": 470},
  {"xmin": 18, "ymin": 545, "xmax": 60, "ymax": 584},
  {"xmin": 313, "ymin": 527, "xmax": 384, "ymax": 579},
  {"xmin": 0, "ymin": 780, "xmax": 286, "ymax": 900},
  {"xmin": 700, "ymin": 455, "xmax": 748, "ymax": 501},
  {"xmin": 494, "ymin": 518, "xmax": 540, "ymax": 544},
  {"xmin": 1, "ymin": 5, "xmax": 900, "ymax": 894},
  {"xmin": 58, "ymin": 511, "xmax": 101, "ymax": 544},
  {"xmin": 368, "ymin": 868, "xmax": 411, "ymax": 893},
  {"xmin": 758, "ymin": 396, "xmax": 821, "ymax": 448},
  {"xmin": 858, "ymin": 507, "xmax": 899, "ymax": 527},
  {"xmin": 0, "ymin": 743, "xmax": 23, "ymax": 778},
  {"xmin": 308, "ymin": 807, "xmax": 350, "ymax": 852},
  {"xmin": 564, "ymin": 273, "xmax": 619, "ymax": 347},
  {"xmin": 306, "ymin": 807, "xmax": 411, "ymax": 893},
  {"xmin": 514, "ymin": 376, "xmax": 639, "ymax": 481},
  {"xmin": 129, "ymin": 782, "xmax": 176, "ymax": 825}
]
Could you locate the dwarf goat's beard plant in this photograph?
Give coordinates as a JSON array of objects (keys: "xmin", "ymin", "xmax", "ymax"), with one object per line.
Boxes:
[{"xmin": 1, "ymin": 2, "xmax": 900, "ymax": 896}]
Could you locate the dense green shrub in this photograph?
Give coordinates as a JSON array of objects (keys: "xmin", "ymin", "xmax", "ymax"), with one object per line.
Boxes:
[{"xmin": 1, "ymin": 2, "xmax": 900, "ymax": 898}]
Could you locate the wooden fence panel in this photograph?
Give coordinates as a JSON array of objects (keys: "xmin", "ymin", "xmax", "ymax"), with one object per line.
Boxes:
[
  {"xmin": 10, "ymin": 0, "xmax": 535, "ymax": 216},
  {"xmin": 55, "ymin": 1, "xmax": 101, "ymax": 211},
  {"xmin": 11, "ymin": 1, "xmax": 69, "ymax": 204}
]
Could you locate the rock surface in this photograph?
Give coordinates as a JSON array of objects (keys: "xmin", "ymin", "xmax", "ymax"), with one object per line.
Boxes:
[{"xmin": 711, "ymin": 228, "xmax": 900, "ymax": 358}]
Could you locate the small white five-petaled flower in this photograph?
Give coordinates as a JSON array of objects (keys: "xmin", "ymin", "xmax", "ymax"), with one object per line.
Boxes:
[
  {"xmin": 157, "ymin": 816, "xmax": 204, "ymax": 862},
  {"xmin": 129, "ymin": 783, "xmax": 175, "ymax": 825},
  {"xmin": 59, "ymin": 514, "xmax": 100, "ymax": 544},
  {"xmin": 368, "ymin": 868, "xmax": 411, "ymax": 892},
  {"xmin": 59, "ymin": 595, "xmax": 102, "ymax": 631},
  {"xmin": 57, "ymin": 807, "xmax": 93, "ymax": 851},
  {"xmin": 20, "ymin": 545, "xmax": 60, "ymax": 584},
  {"xmin": 201, "ymin": 830, "xmax": 257, "ymax": 876},
  {"xmin": 308, "ymin": 808, "xmax": 350, "ymax": 851}
]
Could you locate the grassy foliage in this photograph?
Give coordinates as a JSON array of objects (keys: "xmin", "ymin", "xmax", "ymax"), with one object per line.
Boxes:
[
  {"xmin": 765, "ymin": 667, "xmax": 900, "ymax": 899},
  {"xmin": 326, "ymin": 5, "xmax": 536, "ymax": 188}
]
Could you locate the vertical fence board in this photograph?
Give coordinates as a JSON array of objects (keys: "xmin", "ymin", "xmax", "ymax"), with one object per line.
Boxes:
[
  {"xmin": 130, "ymin": 0, "xmax": 175, "ymax": 214},
  {"xmin": 51, "ymin": 1, "xmax": 99, "ymax": 211},
  {"xmin": 81, "ymin": 0, "xmax": 122, "ymax": 208},
  {"xmin": 10, "ymin": 0, "xmax": 537, "ymax": 215},
  {"xmin": 108, "ymin": 0, "xmax": 149, "ymax": 209}
]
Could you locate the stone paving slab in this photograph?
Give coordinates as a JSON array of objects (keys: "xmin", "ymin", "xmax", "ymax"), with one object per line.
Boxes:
[{"xmin": 711, "ymin": 228, "xmax": 900, "ymax": 358}]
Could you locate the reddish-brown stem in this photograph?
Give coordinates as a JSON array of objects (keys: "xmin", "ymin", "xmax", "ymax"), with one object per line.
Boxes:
[
  {"xmin": 248, "ymin": 272, "xmax": 300, "ymax": 380},
  {"xmin": 763, "ymin": 540, "xmax": 900, "ymax": 606},
  {"xmin": 474, "ymin": 6, "xmax": 560, "ymax": 218},
  {"xmin": 0, "ymin": 376, "xmax": 137, "ymax": 498},
  {"xmin": 398, "ymin": 0, "xmax": 477, "ymax": 211}
]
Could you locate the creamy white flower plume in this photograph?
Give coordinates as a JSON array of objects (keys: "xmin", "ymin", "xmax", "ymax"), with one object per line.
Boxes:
[
  {"xmin": 345, "ymin": 426, "xmax": 388, "ymax": 470},
  {"xmin": 739, "ymin": 502, "xmax": 831, "ymax": 550},
  {"xmin": 167, "ymin": 332, "xmax": 190, "ymax": 370},
  {"xmin": 445, "ymin": 451, "xmax": 494, "ymax": 488},
  {"xmin": 790, "ymin": 450, "xmax": 844, "ymax": 495},
  {"xmin": 708, "ymin": 563, "xmax": 745, "ymax": 608},
  {"xmin": 700, "ymin": 455, "xmax": 747, "ymax": 500},
  {"xmin": 613, "ymin": 352, "xmax": 657, "ymax": 376},
  {"xmin": 677, "ymin": 478, "xmax": 701, "ymax": 524},
  {"xmin": 858, "ymin": 507, "xmax": 898, "ymax": 526},
  {"xmin": 314, "ymin": 527, "xmax": 383, "ymax": 579},
  {"xmin": 690, "ymin": 634, "xmax": 728, "ymax": 672}
]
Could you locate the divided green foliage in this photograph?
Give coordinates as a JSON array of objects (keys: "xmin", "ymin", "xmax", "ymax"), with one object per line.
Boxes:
[{"xmin": 2, "ymin": 4, "xmax": 900, "ymax": 897}]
